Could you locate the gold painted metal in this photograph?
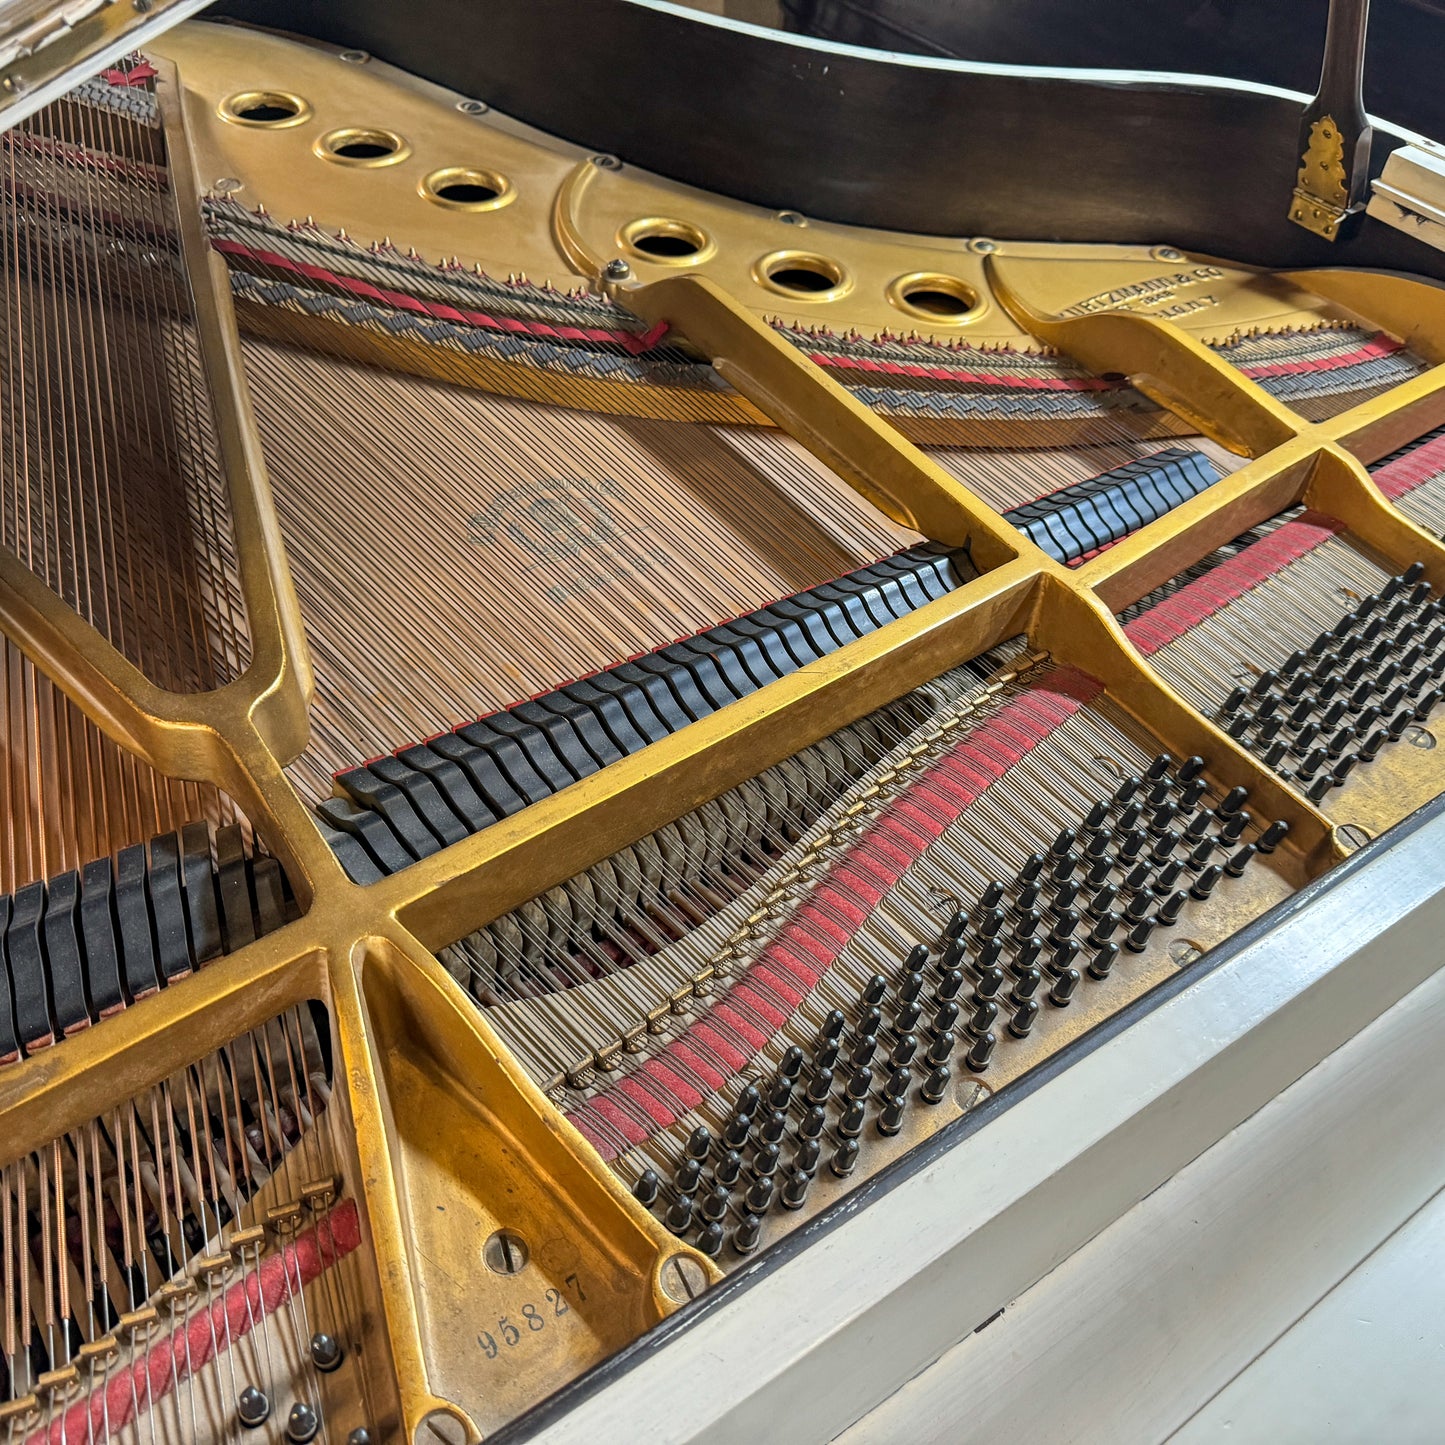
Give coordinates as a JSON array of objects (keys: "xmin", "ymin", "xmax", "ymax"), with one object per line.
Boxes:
[
  {"xmin": 148, "ymin": 23, "xmax": 1367, "ymax": 351},
  {"xmin": 15, "ymin": 34, "xmax": 1445, "ymax": 1440}
]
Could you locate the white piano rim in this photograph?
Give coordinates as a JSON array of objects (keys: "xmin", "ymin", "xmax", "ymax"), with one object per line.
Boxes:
[{"xmin": 495, "ymin": 791, "xmax": 1445, "ymax": 1444}]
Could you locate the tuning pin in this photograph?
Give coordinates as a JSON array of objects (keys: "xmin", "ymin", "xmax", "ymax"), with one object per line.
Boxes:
[
  {"xmin": 927, "ymin": 1029, "xmax": 958, "ymax": 1067},
  {"xmin": 932, "ymin": 1000, "xmax": 961, "ymax": 1035},
  {"xmin": 1010, "ymin": 966, "xmax": 1043, "ymax": 1003},
  {"xmin": 857, "ymin": 1005, "xmax": 884, "ymax": 1038},
  {"xmin": 799, "ymin": 1104, "xmax": 827, "ymax": 1141},
  {"xmin": 973, "ymin": 966, "xmax": 1005, "ymax": 999},
  {"xmin": 685, "ymin": 1126, "xmax": 711, "ymax": 1161},
  {"xmin": 700, "ymin": 1184, "xmax": 730, "ymax": 1222},
  {"xmin": 1189, "ymin": 864, "xmax": 1224, "ymax": 901},
  {"xmin": 744, "ymin": 1175, "xmax": 775, "ymax": 1214},
  {"xmin": 936, "ymin": 967, "xmax": 965, "ymax": 1001},
  {"xmin": 794, "ymin": 1138, "xmax": 822, "ymax": 1177},
  {"xmin": 894, "ymin": 1000, "xmax": 923, "ymax": 1034},
  {"xmin": 734, "ymin": 1083, "xmax": 762, "ymax": 1117},
  {"xmin": 876, "ymin": 1098, "xmax": 906, "ymax": 1137},
  {"xmin": 831, "ymin": 1138, "xmax": 860, "ymax": 1178},
  {"xmin": 1217, "ymin": 785, "xmax": 1248, "ymax": 816},
  {"xmin": 977, "ymin": 882, "xmax": 1006, "ymax": 911},
  {"xmin": 1113, "ymin": 774, "xmax": 1143, "ymax": 805},
  {"xmin": 633, "ymin": 1169, "xmax": 660, "ymax": 1207},
  {"xmin": 758, "ymin": 1110, "xmax": 785, "ymax": 1145},
  {"xmin": 814, "ymin": 1038, "xmax": 841, "ymax": 1072},
  {"xmin": 1088, "ymin": 943, "xmax": 1120, "ymax": 980},
  {"xmin": 723, "ymin": 1113, "xmax": 753, "ymax": 1149},
  {"xmin": 779, "ymin": 1045, "xmax": 805, "ymax": 1079},
  {"xmin": 1050, "ymin": 909, "xmax": 1080, "ymax": 944},
  {"xmin": 1187, "ymin": 836, "xmax": 1216, "ymax": 870},
  {"xmin": 1153, "ymin": 859, "xmax": 1185, "ymax": 894},
  {"xmin": 696, "ymin": 1221, "xmax": 725, "ymax": 1258},
  {"xmin": 806, "ymin": 1069, "xmax": 834, "ymax": 1105},
  {"xmin": 862, "ymin": 974, "xmax": 888, "ymax": 1006},
  {"xmin": 675, "ymin": 1158, "xmax": 703, "ymax": 1194},
  {"xmin": 1146, "ymin": 752, "xmax": 1174, "ymax": 781},
  {"xmin": 1009, "ymin": 998, "xmax": 1040, "ymax": 1038},
  {"xmin": 838, "ymin": 1099, "xmax": 866, "ymax": 1138},
  {"xmin": 1178, "ymin": 755, "xmax": 1206, "ymax": 783},
  {"xmin": 1225, "ymin": 843, "xmax": 1257, "ymax": 878},
  {"xmin": 666, "ymin": 1194, "xmax": 695, "ymax": 1234},
  {"xmin": 965, "ymin": 1031, "xmax": 997, "ymax": 1072},
  {"xmin": 1048, "ymin": 968, "xmax": 1081, "ymax": 1007},
  {"xmin": 715, "ymin": 1150, "xmax": 742, "ymax": 1187},
  {"xmin": 733, "ymin": 1212, "xmax": 764, "ymax": 1254},
  {"xmin": 1050, "ymin": 881, "xmax": 1080, "ymax": 913},
  {"xmin": 1125, "ymin": 916, "xmax": 1157, "ymax": 953},
  {"xmin": 1048, "ymin": 939, "xmax": 1081, "ymax": 976},
  {"xmin": 1051, "ymin": 827, "xmax": 1077, "ymax": 857},
  {"xmin": 311, "ymin": 1333, "xmax": 344, "ymax": 1373},
  {"xmin": 890, "ymin": 1034, "xmax": 919, "ymax": 1068},
  {"xmin": 976, "ymin": 907, "xmax": 1006, "ymax": 939},
  {"xmin": 238, "ymin": 1388, "xmax": 272, "ymax": 1431},
  {"xmin": 1019, "ymin": 851, "xmax": 1047, "ymax": 882},
  {"xmin": 1124, "ymin": 890, "xmax": 1153, "ymax": 924},
  {"xmin": 1013, "ymin": 908, "xmax": 1044, "ymax": 940},
  {"xmin": 848, "ymin": 1034, "xmax": 878, "ymax": 1069},
  {"xmin": 903, "ymin": 943, "xmax": 931, "ymax": 974},
  {"xmin": 1089, "ymin": 910, "xmax": 1122, "ymax": 946},
  {"xmin": 819, "ymin": 1010, "xmax": 846, "ymax": 1044},
  {"xmin": 884, "ymin": 1065, "xmax": 912, "ymax": 1100},
  {"xmin": 1013, "ymin": 936, "xmax": 1043, "ymax": 974},
  {"xmin": 920, "ymin": 1065, "xmax": 951, "ymax": 1104},
  {"xmin": 1015, "ymin": 878, "xmax": 1043, "ymax": 911},
  {"xmin": 752, "ymin": 1141, "xmax": 781, "ymax": 1178},
  {"xmin": 768, "ymin": 1075, "xmax": 794, "ymax": 1112},
  {"xmin": 846, "ymin": 1065, "xmax": 874, "ymax": 1101},
  {"xmin": 898, "ymin": 970, "xmax": 925, "ymax": 1003},
  {"xmin": 1158, "ymin": 890, "xmax": 1188, "ymax": 925}
]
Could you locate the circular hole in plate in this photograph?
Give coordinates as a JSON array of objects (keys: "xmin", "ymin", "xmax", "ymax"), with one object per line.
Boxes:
[
  {"xmin": 420, "ymin": 166, "xmax": 514, "ymax": 211},
  {"xmin": 887, "ymin": 271, "xmax": 981, "ymax": 323},
  {"xmin": 620, "ymin": 217, "xmax": 713, "ymax": 265},
  {"xmin": 315, "ymin": 127, "xmax": 410, "ymax": 167},
  {"xmin": 754, "ymin": 250, "xmax": 850, "ymax": 301},
  {"xmin": 219, "ymin": 90, "xmax": 311, "ymax": 128}
]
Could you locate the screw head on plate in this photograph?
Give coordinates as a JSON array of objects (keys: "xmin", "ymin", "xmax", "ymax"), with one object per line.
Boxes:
[{"xmin": 659, "ymin": 1253, "xmax": 709, "ymax": 1304}]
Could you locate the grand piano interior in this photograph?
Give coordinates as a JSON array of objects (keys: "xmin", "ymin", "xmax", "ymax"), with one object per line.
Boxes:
[{"xmin": 1, "ymin": 0, "xmax": 1444, "ymax": 1440}]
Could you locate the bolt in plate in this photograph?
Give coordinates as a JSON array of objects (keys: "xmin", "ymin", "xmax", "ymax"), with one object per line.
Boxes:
[
  {"xmin": 482, "ymin": 1229, "xmax": 529, "ymax": 1275},
  {"xmin": 659, "ymin": 1254, "xmax": 708, "ymax": 1304},
  {"xmin": 1406, "ymin": 725, "xmax": 1436, "ymax": 750},
  {"xmin": 1169, "ymin": 939, "xmax": 1204, "ymax": 966},
  {"xmin": 1335, "ymin": 824, "xmax": 1371, "ymax": 851},
  {"xmin": 415, "ymin": 1409, "xmax": 468, "ymax": 1445}
]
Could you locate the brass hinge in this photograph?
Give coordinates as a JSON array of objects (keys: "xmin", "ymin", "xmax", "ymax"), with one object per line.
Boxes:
[{"xmin": 1289, "ymin": 115, "xmax": 1363, "ymax": 241}]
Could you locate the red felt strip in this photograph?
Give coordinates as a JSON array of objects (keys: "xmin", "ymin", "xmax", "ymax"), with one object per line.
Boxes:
[
  {"xmin": 1372, "ymin": 432, "xmax": 1445, "ymax": 502},
  {"xmin": 210, "ymin": 239, "xmax": 669, "ymax": 353},
  {"xmin": 1124, "ymin": 511, "xmax": 1343, "ymax": 656},
  {"xmin": 1233, "ymin": 333, "xmax": 1403, "ymax": 381}
]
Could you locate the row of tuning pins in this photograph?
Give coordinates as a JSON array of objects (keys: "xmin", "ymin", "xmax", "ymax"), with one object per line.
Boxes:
[
  {"xmin": 633, "ymin": 752, "xmax": 1287, "ymax": 1258},
  {"xmin": 1218, "ymin": 562, "xmax": 1445, "ymax": 801}
]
